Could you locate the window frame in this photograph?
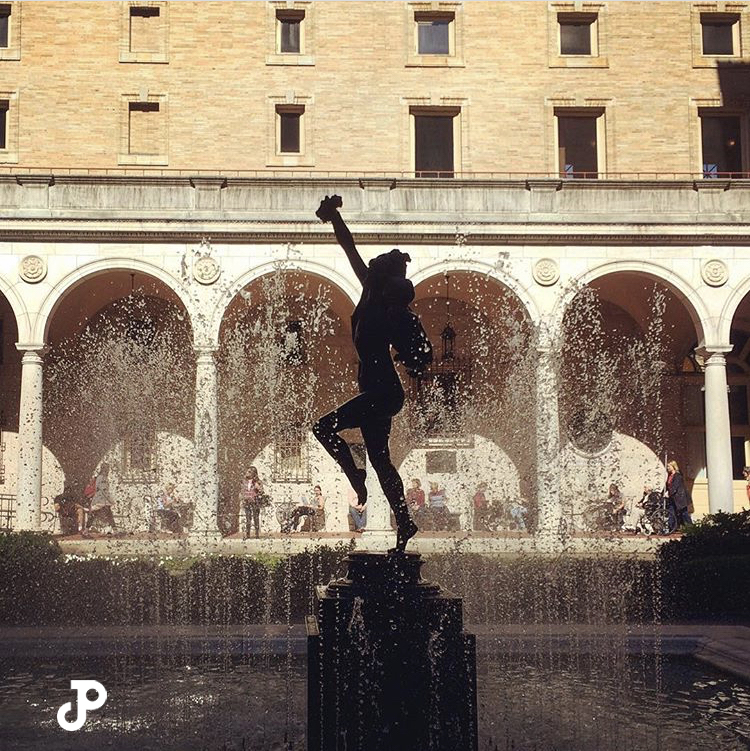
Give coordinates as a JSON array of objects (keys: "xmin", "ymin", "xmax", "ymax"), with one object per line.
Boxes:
[
  {"xmin": 553, "ymin": 107, "xmax": 607, "ymax": 179},
  {"xmin": 0, "ymin": 1, "xmax": 19, "ymax": 61},
  {"xmin": 267, "ymin": 95, "xmax": 314, "ymax": 167},
  {"xmin": 691, "ymin": 4, "xmax": 750, "ymax": 67},
  {"xmin": 0, "ymin": 91, "xmax": 17, "ymax": 163},
  {"xmin": 700, "ymin": 12, "xmax": 741, "ymax": 56},
  {"xmin": 698, "ymin": 108, "xmax": 748, "ymax": 178},
  {"xmin": 406, "ymin": 2, "xmax": 464, "ymax": 68},
  {"xmin": 557, "ymin": 12, "xmax": 598, "ymax": 56},
  {"xmin": 121, "ymin": 428, "xmax": 159, "ymax": 485},
  {"xmin": 272, "ymin": 424, "xmax": 311, "ymax": 484},
  {"xmin": 276, "ymin": 104, "xmax": 304, "ymax": 156},
  {"xmin": 410, "ymin": 106, "xmax": 461, "ymax": 178},
  {"xmin": 415, "ymin": 11, "xmax": 454, "ymax": 56},
  {"xmin": 118, "ymin": 93, "xmax": 168, "ymax": 166},
  {"xmin": 548, "ymin": 2, "xmax": 607, "ymax": 68},
  {"xmin": 120, "ymin": 1, "xmax": 169, "ymax": 64},
  {"xmin": 266, "ymin": 1, "xmax": 314, "ymax": 66},
  {"xmin": 276, "ymin": 9, "xmax": 304, "ymax": 54}
]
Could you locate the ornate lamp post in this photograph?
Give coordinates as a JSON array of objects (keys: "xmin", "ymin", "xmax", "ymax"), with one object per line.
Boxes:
[{"xmin": 441, "ymin": 272, "xmax": 456, "ymax": 362}]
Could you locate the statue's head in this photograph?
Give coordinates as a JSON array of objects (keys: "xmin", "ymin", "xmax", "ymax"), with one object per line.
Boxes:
[{"xmin": 369, "ymin": 248, "xmax": 411, "ymax": 279}]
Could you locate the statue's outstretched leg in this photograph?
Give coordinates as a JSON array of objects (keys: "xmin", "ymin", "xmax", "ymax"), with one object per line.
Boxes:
[
  {"xmin": 313, "ymin": 396, "xmax": 371, "ymax": 505},
  {"xmin": 361, "ymin": 418, "xmax": 418, "ymax": 553}
]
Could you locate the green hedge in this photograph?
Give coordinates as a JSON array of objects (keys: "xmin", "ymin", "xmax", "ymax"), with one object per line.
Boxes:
[
  {"xmin": 659, "ymin": 511, "xmax": 750, "ymax": 619},
  {"xmin": 1, "ymin": 517, "xmax": 747, "ymax": 625},
  {"xmin": 0, "ymin": 534, "xmax": 352, "ymax": 626}
]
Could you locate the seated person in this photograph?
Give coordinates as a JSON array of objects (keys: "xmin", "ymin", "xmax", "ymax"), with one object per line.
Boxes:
[
  {"xmin": 284, "ymin": 485, "xmax": 326, "ymax": 532},
  {"xmin": 156, "ymin": 483, "xmax": 182, "ymax": 534},
  {"xmin": 406, "ymin": 478, "xmax": 426, "ymax": 520},
  {"xmin": 54, "ymin": 482, "xmax": 81, "ymax": 536},
  {"xmin": 349, "ymin": 493, "xmax": 367, "ymax": 533},
  {"xmin": 428, "ymin": 481, "xmax": 450, "ymax": 530},
  {"xmin": 509, "ymin": 499, "xmax": 528, "ymax": 532}
]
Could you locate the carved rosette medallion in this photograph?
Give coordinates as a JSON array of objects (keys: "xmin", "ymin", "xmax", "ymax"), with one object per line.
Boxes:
[
  {"xmin": 19, "ymin": 255, "xmax": 47, "ymax": 284},
  {"xmin": 193, "ymin": 255, "xmax": 221, "ymax": 285},
  {"xmin": 701, "ymin": 259, "xmax": 728, "ymax": 287},
  {"xmin": 533, "ymin": 258, "xmax": 560, "ymax": 286}
]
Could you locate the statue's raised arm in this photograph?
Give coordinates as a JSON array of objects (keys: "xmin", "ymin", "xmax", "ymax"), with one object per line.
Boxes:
[{"xmin": 316, "ymin": 195, "xmax": 368, "ymax": 285}]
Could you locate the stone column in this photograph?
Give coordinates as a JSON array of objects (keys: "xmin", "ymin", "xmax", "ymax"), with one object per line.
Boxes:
[
  {"xmin": 15, "ymin": 346, "xmax": 45, "ymax": 531},
  {"xmin": 535, "ymin": 343, "xmax": 564, "ymax": 544},
  {"xmin": 191, "ymin": 347, "xmax": 220, "ymax": 537},
  {"xmin": 703, "ymin": 349, "xmax": 734, "ymax": 513}
]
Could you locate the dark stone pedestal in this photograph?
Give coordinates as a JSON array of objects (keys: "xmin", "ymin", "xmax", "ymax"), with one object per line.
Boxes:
[{"xmin": 306, "ymin": 551, "xmax": 478, "ymax": 751}]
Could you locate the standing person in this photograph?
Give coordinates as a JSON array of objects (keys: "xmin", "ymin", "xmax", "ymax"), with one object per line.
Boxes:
[
  {"xmin": 312, "ymin": 195, "xmax": 432, "ymax": 553},
  {"xmin": 90, "ymin": 463, "xmax": 116, "ymax": 534},
  {"xmin": 666, "ymin": 460, "xmax": 692, "ymax": 533},
  {"xmin": 608, "ymin": 483, "xmax": 626, "ymax": 531},
  {"xmin": 240, "ymin": 466, "xmax": 266, "ymax": 539},
  {"xmin": 743, "ymin": 466, "xmax": 750, "ymax": 504},
  {"xmin": 472, "ymin": 482, "xmax": 488, "ymax": 531}
]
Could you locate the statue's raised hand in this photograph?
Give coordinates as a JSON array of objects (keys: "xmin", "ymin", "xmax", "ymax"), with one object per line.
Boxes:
[{"xmin": 316, "ymin": 194, "xmax": 343, "ymax": 223}]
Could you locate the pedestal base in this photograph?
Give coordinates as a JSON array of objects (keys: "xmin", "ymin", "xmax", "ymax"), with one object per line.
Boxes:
[{"xmin": 307, "ymin": 551, "xmax": 478, "ymax": 751}]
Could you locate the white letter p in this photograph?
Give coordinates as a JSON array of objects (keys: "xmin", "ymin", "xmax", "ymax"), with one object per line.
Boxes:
[{"xmin": 57, "ymin": 680, "xmax": 107, "ymax": 731}]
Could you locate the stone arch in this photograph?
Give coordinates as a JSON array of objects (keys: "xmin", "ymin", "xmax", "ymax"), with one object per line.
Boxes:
[
  {"xmin": 718, "ymin": 278, "xmax": 750, "ymax": 345},
  {"xmin": 0, "ymin": 274, "xmax": 32, "ymax": 342},
  {"xmin": 410, "ymin": 258, "xmax": 541, "ymax": 328},
  {"xmin": 34, "ymin": 258, "xmax": 194, "ymax": 344},
  {"xmin": 553, "ymin": 260, "xmax": 709, "ymax": 347},
  {"xmin": 211, "ymin": 259, "xmax": 360, "ymax": 346}
]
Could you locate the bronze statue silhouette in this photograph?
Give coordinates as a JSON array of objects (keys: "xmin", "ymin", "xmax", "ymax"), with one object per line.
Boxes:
[{"xmin": 313, "ymin": 195, "xmax": 432, "ymax": 552}]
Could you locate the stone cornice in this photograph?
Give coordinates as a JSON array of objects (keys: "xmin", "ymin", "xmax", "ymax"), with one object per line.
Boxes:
[{"xmin": 1, "ymin": 226, "xmax": 750, "ymax": 246}]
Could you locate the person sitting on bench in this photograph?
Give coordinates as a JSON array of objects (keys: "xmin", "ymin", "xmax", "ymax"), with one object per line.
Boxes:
[{"xmin": 283, "ymin": 485, "xmax": 326, "ymax": 532}]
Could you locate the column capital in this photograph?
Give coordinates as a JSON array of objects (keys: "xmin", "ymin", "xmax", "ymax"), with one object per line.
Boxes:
[
  {"xmin": 193, "ymin": 345, "xmax": 218, "ymax": 362},
  {"xmin": 16, "ymin": 343, "xmax": 48, "ymax": 359},
  {"xmin": 698, "ymin": 344, "xmax": 732, "ymax": 355},
  {"xmin": 697, "ymin": 346, "xmax": 732, "ymax": 368}
]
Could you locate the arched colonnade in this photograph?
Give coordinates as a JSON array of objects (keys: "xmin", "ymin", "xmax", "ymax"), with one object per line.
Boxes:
[{"xmin": 0, "ymin": 249, "xmax": 744, "ymax": 537}]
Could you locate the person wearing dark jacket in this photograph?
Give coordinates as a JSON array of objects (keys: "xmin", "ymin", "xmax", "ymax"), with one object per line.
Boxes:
[{"xmin": 666, "ymin": 460, "xmax": 692, "ymax": 533}]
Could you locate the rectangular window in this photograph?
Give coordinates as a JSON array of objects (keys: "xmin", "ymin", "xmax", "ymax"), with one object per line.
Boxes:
[
  {"xmin": 0, "ymin": 5, "xmax": 9, "ymax": 48},
  {"xmin": 128, "ymin": 101, "xmax": 160, "ymax": 155},
  {"xmin": 558, "ymin": 13, "xmax": 596, "ymax": 55},
  {"xmin": 277, "ymin": 10, "xmax": 303, "ymax": 53},
  {"xmin": 701, "ymin": 13, "xmax": 739, "ymax": 56},
  {"xmin": 278, "ymin": 106, "xmax": 302, "ymax": 153},
  {"xmin": 414, "ymin": 113, "xmax": 455, "ymax": 177},
  {"xmin": 701, "ymin": 114, "xmax": 743, "ymax": 177},
  {"xmin": 557, "ymin": 113, "xmax": 599, "ymax": 178},
  {"xmin": 0, "ymin": 100, "xmax": 7, "ymax": 150},
  {"xmin": 123, "ymin": 429, "xmax": 158, "ymax": 484},
  {"xmin": 130, "ymin": 6, "xmax": 161, "ymax": 53},
  {"xmin": 273, "ymin": 424, "xmax": 310, "ymax": 483},
  {"xmin": 416, "ymin": 12, "xmax": 452, "ymax": 55}
]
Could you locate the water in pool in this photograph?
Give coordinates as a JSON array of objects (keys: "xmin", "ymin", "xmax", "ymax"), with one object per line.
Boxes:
[{"xmin": 0, "ymin": 651, "xmax": 748, "ymax": 751}]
